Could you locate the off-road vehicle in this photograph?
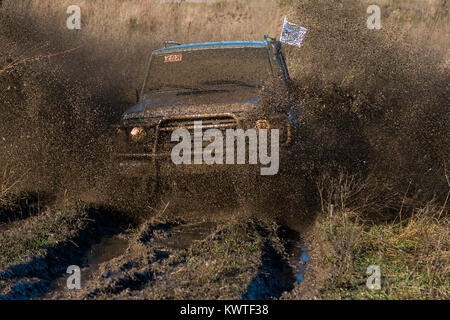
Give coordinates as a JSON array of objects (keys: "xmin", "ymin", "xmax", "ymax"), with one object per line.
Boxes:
[{"xmin": 112, "ymin": 36, "xmax": 302, "ymax": 201}]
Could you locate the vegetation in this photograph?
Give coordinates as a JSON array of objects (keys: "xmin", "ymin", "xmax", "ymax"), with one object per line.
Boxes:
[{"xmin": 308, "ymin": 173, "xmax": 449, "ymax": 299}]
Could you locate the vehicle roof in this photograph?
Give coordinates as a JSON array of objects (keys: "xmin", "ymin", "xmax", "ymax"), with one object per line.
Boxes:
[{"xmin": 152, "ymin": 41, "xmax": 268, "ymax": 55}]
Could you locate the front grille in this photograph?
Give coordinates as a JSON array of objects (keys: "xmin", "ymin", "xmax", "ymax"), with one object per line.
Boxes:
[
  {"xmin": 159, "ymin": 114, "xmax": 239, "ymax": 131},
  {"xmin": 157, "ymin": 114, "xmax": 240, "ymax": 155}
]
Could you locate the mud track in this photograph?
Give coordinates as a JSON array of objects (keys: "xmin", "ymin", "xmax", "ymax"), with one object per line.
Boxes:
[
  {"xmin": 0, "ymin": 205, "xmax": 136, "ymax": 299},
  {"xmin": 0, "ymin": 191, "xmax": 310, "ymax": 300}
]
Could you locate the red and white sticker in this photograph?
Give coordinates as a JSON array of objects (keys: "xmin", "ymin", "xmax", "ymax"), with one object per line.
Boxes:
[{"xmin": 164, "ymin": 54, "xmax": 182, "ymax": 63}]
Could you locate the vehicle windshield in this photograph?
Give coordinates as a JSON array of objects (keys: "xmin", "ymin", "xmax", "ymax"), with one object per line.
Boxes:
[{"xmin": 145, "ymin": 47, "xmax": 272, "ymax": 92}]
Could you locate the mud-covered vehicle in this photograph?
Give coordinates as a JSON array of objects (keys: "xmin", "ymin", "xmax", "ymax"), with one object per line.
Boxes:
[{"xmin": 112, "ymin": 36, "xmax": 302, "ymax": 202}]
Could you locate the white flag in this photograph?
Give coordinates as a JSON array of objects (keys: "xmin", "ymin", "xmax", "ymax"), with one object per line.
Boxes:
[{"xmin": 280, "ymin": 17, "xmax": 307, "ymax": 48}]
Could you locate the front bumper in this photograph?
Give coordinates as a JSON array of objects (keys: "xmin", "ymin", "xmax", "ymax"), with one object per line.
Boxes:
[
  {"xmin": 114, "ymin": 156, "xmax": 260, "ymax": 178},
  {"xmin": 112, "ymin": 112, "xmax": 293, "ymax": 178}
]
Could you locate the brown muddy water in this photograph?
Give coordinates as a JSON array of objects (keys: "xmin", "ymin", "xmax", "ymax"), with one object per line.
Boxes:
[
  {"xmin": 87, "ymin": 235, "xmax": 130, "ymax": 271},
  {"xmin": 44, "ymin": 234, "xmax": 130, "ymax": 297},
  {"xmin": 43, "ymin": 217, "xmax": 221, "ymax": 298},
  {"xmin": 151, "ymin": 221, "xmax": 218, "ymax": 250}
]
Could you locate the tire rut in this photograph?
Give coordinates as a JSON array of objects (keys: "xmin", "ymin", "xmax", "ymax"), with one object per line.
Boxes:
[
  {"xmin": 0, "ymin": 205, "xmax": 136, "ymax": 300},
  {"xmin": 84, "ymin": 218, "xmax": 219, "ymax": 299}
]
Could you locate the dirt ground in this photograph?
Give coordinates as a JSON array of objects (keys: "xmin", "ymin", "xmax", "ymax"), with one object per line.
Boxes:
[{"xmin": 0, "ymin": 183, "xmax": 317, "ymax": 300}]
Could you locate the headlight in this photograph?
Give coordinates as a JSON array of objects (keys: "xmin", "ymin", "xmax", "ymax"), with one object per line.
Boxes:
[
  {"xmin": 254, "ymin": 117, "xmax": 291, "ymax": 144},
  {"xmin": 130, "ymin": 126, "xmax": 146, "ymax": 142},
  {"xmin": 254, "ymin": 119, "xmax": 270, "ymax": 129},
  {"xmin": 271, "ymin": 117, "xmax": 291, "ymax": 144},
  {"xmin": 115, "ymin": 127, "xmax": 126, "ymax": 143},
  {"xmin": 116, "ymin": 128, "xmax": 125, "ymax": 136}
]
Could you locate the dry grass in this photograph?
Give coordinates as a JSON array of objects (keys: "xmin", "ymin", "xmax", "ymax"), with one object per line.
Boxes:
[
  {"xmin": 1, "ymin": 0, "xmax": 286, "ymax": 83},
  {"xmin": 0, "ymin": 205, "xmax": 87, "ymax": 270},
  {"xmin": 0, "ymin": 160, "xmax": 27, "ymax": 206},
  {"xmin": 306, "ymin": 172, "xmax": 450, "ymax": 299},
  {"xmin": 4, "ymin": 0, "xmax": 284, "ymax": 40}
]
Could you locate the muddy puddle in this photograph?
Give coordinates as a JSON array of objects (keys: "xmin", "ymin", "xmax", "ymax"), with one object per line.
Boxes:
[
  {"xmin": 37, "ymin": 207, "xmax": 307, "ymax": 300},
  {"xmin": 291, "ymin": 247, "xmax": 310, "ymax": 283},
  {"xmin": 43, "ymin": 220, "xmax": 218, "ymax": 298},
  {"xmin": 44, "ymin": 234, "xmax": 130, "ymax": 297},
  {"xmin": 279, "ymin": 226, "xmax": 310, "ymax": 285},
  {"xmin": 152, "ymin": 221, "xmax": 217, "ymax": 250},
  {"xmin": 87, "ymin": 235, "xmax": 130, "ymax": 271}
]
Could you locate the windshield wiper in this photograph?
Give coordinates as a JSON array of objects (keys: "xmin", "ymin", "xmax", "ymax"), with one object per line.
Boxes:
[
  {"xmin": 201, "ymin": 80, "xmax": 261, "ymax": 88},
  {"xmin": 151, "ymin": 85, "xmax": 205, "ymax": 92}
]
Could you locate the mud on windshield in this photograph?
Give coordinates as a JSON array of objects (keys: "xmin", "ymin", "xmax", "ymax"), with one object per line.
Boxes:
[{"xmin": 145, "ymin": 47, "xmax": 273, "ymax": 92}]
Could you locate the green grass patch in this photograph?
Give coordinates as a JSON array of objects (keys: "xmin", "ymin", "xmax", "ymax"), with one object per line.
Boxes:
[
  {"xmin": 0, "ymin": 205, "xmax": 88, "ymax": 269},
  {"xmin": 315, "ymin": 212, "xmax": 449, "ymax": 300}
]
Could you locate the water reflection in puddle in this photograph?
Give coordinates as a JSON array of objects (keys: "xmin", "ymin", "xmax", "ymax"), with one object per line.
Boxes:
[
  {"xmin": 45, "ymin": 235, "xmax": 129, "ymax": 297},
  {"xmin": 153, "ymin": 221, "xmax": 217, "ymax": 250},
  {"xmin": 87, "ymin": 235, "xmax": 129, "ymax": 270},
  {"xmin": 293, "ymin": 248, "xmax": 310, "ymax": 283},
  {"xmin": 279, "ymin": 225, "xmax": 311, "ymax": 285}
]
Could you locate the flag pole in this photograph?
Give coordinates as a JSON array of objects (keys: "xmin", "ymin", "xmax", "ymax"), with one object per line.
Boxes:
[{"xmin": 280, "ymin": 16, "xmax": 287, "ymax": 41}]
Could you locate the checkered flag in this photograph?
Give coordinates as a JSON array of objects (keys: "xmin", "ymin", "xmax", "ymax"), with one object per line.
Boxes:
[{"xmin": 280, "ymin": 16, "xmax": 307, "ymax": 48}]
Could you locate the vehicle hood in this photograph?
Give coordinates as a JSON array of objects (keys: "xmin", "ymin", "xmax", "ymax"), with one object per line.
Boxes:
[{"xmin": 122, "ymin": 87, "xmax": 261, "ymax": 123}]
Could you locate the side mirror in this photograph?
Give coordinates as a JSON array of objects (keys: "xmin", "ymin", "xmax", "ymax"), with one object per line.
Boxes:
[{"xmin": 124, "ymin": 88, "xmax": 139, "ymax": 104}]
